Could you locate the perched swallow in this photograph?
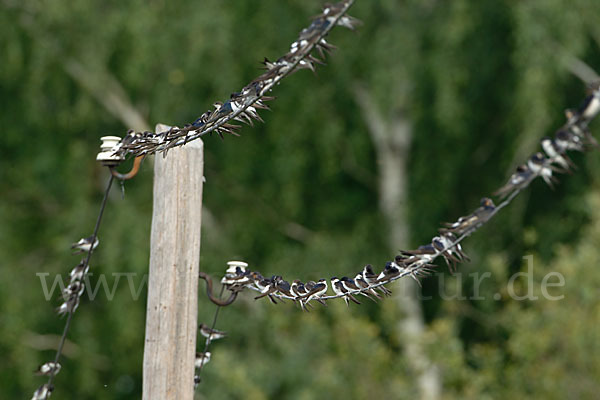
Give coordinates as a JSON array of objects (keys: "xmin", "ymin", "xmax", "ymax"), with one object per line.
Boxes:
[
  {"xmin": 261, "ymin": 57, "xmax": 279, "ymax": 71},
  {"xmin": 199, "ymin": 324, "xmax": 227, "ymax": 341},
  {"xmin": 341, "ymin": 276, "xmax": 375, "ymax": 302},
  {"xmin": 276, "ymin": 279, "xmax": 294, "ymax": 298},
  {"xmin": 253, "ymin": 274, "xmax": 270, "ymax": 292},
  {"xmin": 71, "ymin": 236, "xmax": 98, "ymax": 255},
  {"xmin": 291, "ymin": 280, "xmax": 307, "ymax": 297},
  {"xmin": 56, "ymin": 295, "xmax": 80, "ymax": 317},
  {"xmin": 440, "ymin": 198, "xmax": 496, "ymax": 235},
  {"xmin": 62, "ymin": 280, "xmax": 85, "ymax": 299},
  {"xmin": 362, "ymin": 264, "xmax": 392, "ymax": 296},
  {"xmin": 395, "ymin": 254, "xmax": 420, "ymax": 268},
  {"xmin": 362, "ymin": 264, "xmax": 379, "ymax": 284},
  {"xmin": 575, "ymin": 88, "xmax": 600, "ymax": 122},
  {"xmin": 493, "ymin": 164, "xmax": 535, "ymax": 199},
  {"xmin": 192, "ymin": 111, "xmax": 211, "ymax": 128},
  {"xmin": 209, "ymin": 100, "xmax": 239, "ymax": 122},
  {"xmin": 31, "ymin": 383, "xmax": 53, "ymax": 400},
  {"xmin": 436, "ymin": 232, "xmax": 470, "ymax": 269},
  {"xmin": 528, "ymin": 152, "xmax": 558, "ymax": 188},
  {"xmin": 291, "ymin": 280, "xmax": 310, "ymax": 310},
  {"xmin": 34, "ymin": 362, "xmax": 61, "ymax": 376},
  {"xmin": 402, "ymin": 244, "xmax": 437, "ymax": 263},
  {"xmin": 302, "ymin": 280, "xmax": 328, "ymax": 307},
  {"xmin": 320, "ymin": 4, "xmax": 361, "ymax": 32},
  {"xmin": 354, "ymin": 273, "xmax": 381, "ymax": 300},
  {"xmin": 300, "ymin": 17, "xmax": 330, "ymax": 45},
  {"xmin": 541, "ymin": 136, "xmax": 575, "ymax": 172},
  {"xmin": 254, "ymin": 276, "xmax": 282, "ymax": 303},
  {"xmin": 555, "ymin": 129, "xmax": 585, "ymax": 152},
  {"xmin": 377, "ymin": 262, "xmax": 402, "ymax": 283},
  {"xmin": 568, "ymin": 122, "xmax": 599, "ymax": 148},
  {"xmin": 69, "ymin": 260, "xmax": 89, "ymax": 283},
  {"xmin": 431, "ymin": 236, "xmax": 462, "ymax": 272},
  {"xmin": 331, "ymin": 277, "xmax": 360, "ymax": 306},
  {"xmin": 322, "ymin": 2, "xmax": 346, "ymax": 16},
  {"xmin": 194, "ymin": 375, "xmax": 201, "ymax": 388},
  {"xmin": 194, "ymin": 352, "xmax": 211, "ymax": 368}
]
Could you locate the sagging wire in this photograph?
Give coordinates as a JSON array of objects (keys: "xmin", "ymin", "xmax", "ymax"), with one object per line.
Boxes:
[
  {"xmin": 109, "ymin": 0, "xmax": 358, "ymax": 158},
  {"xmin": 212, "ymin": 82, "xmax": 600, "ymax": 308}
]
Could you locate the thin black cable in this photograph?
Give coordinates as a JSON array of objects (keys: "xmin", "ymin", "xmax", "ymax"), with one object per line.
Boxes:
[
  {"xmin": 196, "ymin": 285, "xmax": 225, "ymax": 383},
  {"xmin": 43, "ymin": 173, "xmax": 115, "ymax": 398}
]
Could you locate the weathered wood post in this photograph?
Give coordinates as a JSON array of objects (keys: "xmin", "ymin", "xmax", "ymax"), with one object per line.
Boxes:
[{"xmin": 143, "ymin": 124, "xmax": 203, "ymax": 400}]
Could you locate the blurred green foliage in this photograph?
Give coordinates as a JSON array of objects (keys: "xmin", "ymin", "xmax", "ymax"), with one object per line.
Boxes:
[{"xmin": 1, "ymin": 0, "xmax": 600, "ymax": 399}]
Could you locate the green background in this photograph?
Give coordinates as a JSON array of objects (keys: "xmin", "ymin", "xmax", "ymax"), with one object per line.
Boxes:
[{"xmin": 2, "ymin": 0, "xmax": 600, "ymax": 399}]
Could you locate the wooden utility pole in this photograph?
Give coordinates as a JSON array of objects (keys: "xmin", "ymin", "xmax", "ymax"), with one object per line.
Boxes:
[{"xmin": 143, "ymin": 124, "xmax": 204, "ymax": 400}]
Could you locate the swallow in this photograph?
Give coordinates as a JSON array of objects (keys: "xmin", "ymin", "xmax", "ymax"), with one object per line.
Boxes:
[
  {"xmin": 31, "ymin": 384, "xmax": 53, "ymax": 400},
  {"xmin": 322, "ymin": 2, "xmax": 346, "ymax": 16},
  {"xmin": 331, "ymin": 277, "xmax": 360, "ymax": 306},
  {"xmin": 299, "ymin": 17, "xmax": 330, "ymax": 47},
  {"xmin": 261, "ymin": 57, "xmax": 279, "ymax": 71},
  {"xmin": 395, "ymin": 254, "xmax": 419, "ymax": 268},
  {"xmin": 194, "ymin": 375, "xmax": 201, "ymax": 388},
  {"xmin": 431, "ymin": 236, "xmax": 462, "ymax": 272},
  {"xmin": 575, "ymin": 85, "xmax": 600, "ymax": 123},
  {"xmin": 304, "ymin": 279, "xmax": 328, "ymax": 306},
  {"xmin": 354, "ymin": 273, "xmax": 381, "ymax": 300},
  {"xmin": 528, "ymin": 152, "xmax": 558, "ymax": 188},
  {"xmin": 34, "ymin": 362, "xmax": 61, "ymax": 376},
  {"xmin": 291, "ymin": 280, "xmax": 310, "ymax": 310},
  {"xmin": 307, "ymin": 279, "xmax": 329, "ymax": 299},
  {"xmin": 555, "ymin": 128, "xmax": 586, "ymax": 152},
  {"xmin": 254, "ymin": 276, "xmax": 282, "ymax": 303},
  {"xmin": 493, "ymin": 164, "xmax": 535, "ymax": 199},
  {"xmin": 291, "ymin": 279, "xmax": 307, "ymax": 297},
  {"xmin": 402, "ymin": 244, "xmax": 437, "ymax": 263},
  {"xmin": 208, "ymin": 100, "xmax": 241, "ymax": 122},
  {"xmin": 252, "ymin": 273, "xmax": 269, "ymax": 292},
  {"xmin": 194, "ymin": 352, "xmax": 211, "ymax": 368},
  {"xmin": 192, "ymin": 111, "xmax": 212, "ymax": 128},
  {"xmin": 377, "ymin": 261, "xmax": 402, "ymax": 283},
  {"xmin": 340, "ymin": 276, "xmax": 375, "ymax": 302},
  {"xmin": 290, "ymin": 38, "xmax": 310, "ymax": 54},
  {"xmin": 320, "ymin": 5, "xmax": 361, "ymax": 32},
  {"xmin": 199, "ymin": 324, "xmax": 227, "ymax": 341},
  {"xmin": 56, "ymin": 295, "xmax": 80, "ymax": 316},
  {"xmin": 275, "ymin": 279, "xmax": 294, "ymax": 298},
  {"xmin": 71, "ymin": 236, "xmax": 98, "ymax": 255},
  {"xmin": 62, "ymin": 280, "xmax": 85, "ymax": 299},
  {"xmin": 440, "ymin": 198, "xmax": 496, "ymax": 235},
  {"xmin": 342, "ymin": 276, "xmax": 377, "ymax": 302},
  {"xmin": 437, "ymin": 232, "xmax": 470, "ymax": 266},
  {"xmin": 249, "ymin": 271, "xmax": 265, "ymax": 288},
  {"xmin": 567, "ymin": 122, "xmax": 599, "ymax": 148},
  {"xmin": 69, "ymin": 260, "xmax": 89, "ymax": 283},
  {"xmin": 231, "ymin": 97, "xmax": 262, "ymax": 126},
  {"xmin": 362, "ymin": 264, "xmax": 392, "ymax": 296},
  {"xmin": 541, "ymin": 136, "xmax": 575, "ymax": 172}
]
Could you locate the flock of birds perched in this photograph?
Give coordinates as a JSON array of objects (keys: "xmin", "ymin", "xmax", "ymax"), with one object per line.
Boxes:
[
  {"xmin": 218, "ymin": 81, "xmax": 600, "ymax": 308},
  {"xmin": 31, "ymin": 0, "xmax": 600, "ymax": 395},
  {"xmin": 110, "ymin": 0, "xmax": 359, "ymax": 158},
  {"xmin": 32, "ymin": 2, "xmax": 359, "ymax": 398}
]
